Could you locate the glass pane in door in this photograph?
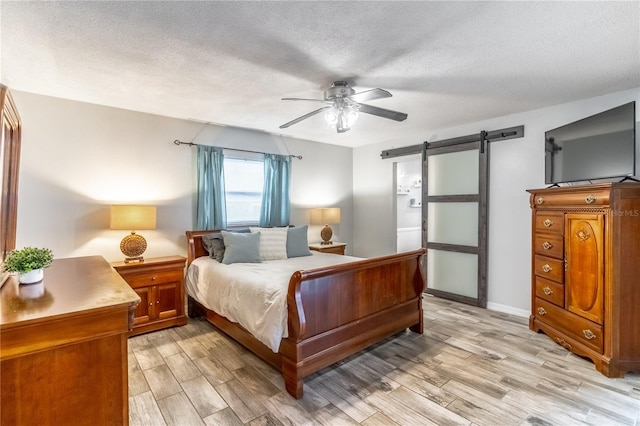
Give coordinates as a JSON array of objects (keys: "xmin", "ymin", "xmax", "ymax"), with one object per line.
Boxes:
[
  {"xmin": 428, "ymin": 149, "xmax": 479, "ymax": 195},
  {"xmin": 427, "ymin": 249, "xmax": 478, "ymax": 298},
  {"xmin": 427, "ymin": 202, "xmax": 478, "ymax": 246}
]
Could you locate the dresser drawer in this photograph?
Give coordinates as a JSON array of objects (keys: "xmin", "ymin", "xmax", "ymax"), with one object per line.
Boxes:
[
  {"xmin": 534, "ymin": 255, "xmax": 564, "ymax": 283},
  {"xmin": 534, "ymin": 233, "xmax": 564, "ymax": 259},
  {"xmin": 119, "ymin": 270, "xmax": 183, "ymax": 289},
  {"xmin": 534, "ymin": 212, "xmax": 564, "ymax": 235},
  {"xmin": 535, "ymin": 277, "xmax": 564, "ymax": 307},
  {"xmin": 535, "ymin": 298, "xmax": 603, "ymax": 353},
  {"xmin": 532, "ymin": 190, "xmax": 609, "ymax": 208}
]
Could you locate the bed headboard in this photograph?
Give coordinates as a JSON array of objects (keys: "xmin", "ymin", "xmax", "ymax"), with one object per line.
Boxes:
[{"xmin": 186, "ymin": 230, "xmax": 220, "ymax": 266}]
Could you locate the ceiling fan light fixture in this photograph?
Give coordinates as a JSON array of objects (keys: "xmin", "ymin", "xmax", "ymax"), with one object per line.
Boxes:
[
  {"xmin": 325, "ymin": 103, "xmax": 359, "ymax": 132},
  {"xmin": 325, "ymin": 108, "xmax": 339, "ymax": 127}
]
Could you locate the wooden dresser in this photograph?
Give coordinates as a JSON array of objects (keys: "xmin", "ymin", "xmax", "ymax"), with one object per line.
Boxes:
[
  {"xmin": 1, "ymin": 256, "xmax": 140, "ymax": 425},
  {"xmin": 112, "ymin": 255, "xmax": 186, "ymax": 336},
  {"xmin": 528, "ymin": 183, "xmax": 640, "ymax": 377}
]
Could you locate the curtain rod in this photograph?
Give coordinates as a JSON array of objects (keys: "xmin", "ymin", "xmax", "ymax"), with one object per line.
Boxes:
[{"xmin": 173, "ymin": 139, "xmax": 302, "ymax": 160}]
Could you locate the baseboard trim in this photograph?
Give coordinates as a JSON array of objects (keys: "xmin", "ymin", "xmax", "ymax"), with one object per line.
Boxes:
[{"xmin": 486, "ymin": 302, "xmax": 529, "ymax": 318}]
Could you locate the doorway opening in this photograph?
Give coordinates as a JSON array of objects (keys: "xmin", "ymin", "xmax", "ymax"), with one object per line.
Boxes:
[{"xmin": 394, "ymin": 156, "xmax": 422, "ymax": 253}]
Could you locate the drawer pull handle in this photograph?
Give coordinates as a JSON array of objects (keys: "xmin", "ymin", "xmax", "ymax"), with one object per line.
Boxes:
[
  {"xmin": 149, "ymin": 302, "xmax": 153, "ymax": 306},
  {"xmin": 543, "ymin": 219, "xmax": 553, "ymax": 227},
  {"xmin": 542, "ymin": 264, "xmax": 552, "ymax": 273},
  {"xmin": 151, "ymin": 276, "xmax": 157, "ymax": 281},
  {"xmin": 585, "ymin": 194, "xmax": 596, "ymax": 204},
  {"xmin": 536, "ymin": 197, "xmax": 545, "ymax": 205},
  {"xmin": 543, "ymin": 287, "xmax": 553, "ymax": 296},
  {"xmin": 542, "ymin": 241, "xmax": 553, "ymax": 250},
  {"xmin": 556, "ymin": 337, "xmax": 572, "ymax": 350},
  {"xmin": 583, "ymin": 329, "xmax": 596, "ymax": 340},
  {"xmin": 156, "ymin": 300, "xmax": 160, "ymax": 304},
  {"xmin": 537, "ymin": 307, "xmax": 547, "ymax": 316}
]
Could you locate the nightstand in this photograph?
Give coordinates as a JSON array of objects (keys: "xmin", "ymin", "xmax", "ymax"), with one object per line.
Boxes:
[
  {"xmin": 309, "ymin": 242, "xmax": 346, "ymax": 255},
  {"xmin": 111, "ymin": 255, "xmax": 187, "ymax": 336}
]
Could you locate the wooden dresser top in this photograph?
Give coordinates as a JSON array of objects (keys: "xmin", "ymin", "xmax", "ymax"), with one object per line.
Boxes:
[{"xmin": 1, "ymin": 255, "xmax": 140, "ymax": 327}]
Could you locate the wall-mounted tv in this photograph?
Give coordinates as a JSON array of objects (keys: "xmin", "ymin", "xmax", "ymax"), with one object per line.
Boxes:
[{"xmin": 545, "ymin": 101, "xmax": 636, "ymax": 185}]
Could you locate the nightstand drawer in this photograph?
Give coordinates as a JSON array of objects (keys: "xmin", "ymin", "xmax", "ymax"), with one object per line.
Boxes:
[{"xmin": 120, "ymin": 270, "xmax": 183, "ymax": 289}]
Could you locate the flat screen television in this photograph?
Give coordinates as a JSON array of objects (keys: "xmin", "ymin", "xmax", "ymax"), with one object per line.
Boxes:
[{"xmin": 545, "ymin": 101, "xmax": 636, "ymax": 185}]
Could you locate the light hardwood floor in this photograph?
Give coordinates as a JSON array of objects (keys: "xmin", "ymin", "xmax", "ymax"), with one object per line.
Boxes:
[{"xmin": 128, "ymin": 295, "xmax": 640, "ymax": 425}]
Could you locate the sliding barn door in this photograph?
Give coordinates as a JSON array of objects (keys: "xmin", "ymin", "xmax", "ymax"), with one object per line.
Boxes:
[{"xmin": 423, "ymin": 135, "xmax": 488, "ymax": 307}]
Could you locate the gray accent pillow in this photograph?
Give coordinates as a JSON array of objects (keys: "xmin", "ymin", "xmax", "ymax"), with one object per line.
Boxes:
[
  {"xmin": 287, "ymin": 225, "xmax": 312, "ymax": 258},
  {"xmin": 202, "ymin": 233, "xmax": 225, "ymax": 263},
  {"xmin": 221, "ymin": 231, "xmax": 261, "ymax": 264}
]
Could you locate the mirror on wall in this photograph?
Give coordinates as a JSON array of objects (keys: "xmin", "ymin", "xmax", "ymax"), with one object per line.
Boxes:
[{"xmin": 1, "ymin": 85, "xmax": 22, "ymax": 285}]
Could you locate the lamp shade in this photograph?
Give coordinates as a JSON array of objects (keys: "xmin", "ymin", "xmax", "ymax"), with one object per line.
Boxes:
[
  {"xmin": 110, "ymin": 205, "xmax": 156, "ymax": 230},
  {"xmin": 310, "ymin": 208, "xmax": 341, "ymax": 225}
]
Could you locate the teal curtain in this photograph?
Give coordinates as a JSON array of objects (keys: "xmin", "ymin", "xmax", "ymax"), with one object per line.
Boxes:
[
  {"xmin": 196, "ymin": 145, "xmax": 227, "ymax": 230},
  {"xmin": 259, "ymin": 154, "xmax": 291, "ymax": 227}
]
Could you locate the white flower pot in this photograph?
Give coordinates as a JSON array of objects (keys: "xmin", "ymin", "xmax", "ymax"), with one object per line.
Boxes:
[
  {"xmin": 19, "ymin": 268, "xmax": 44, "ymax": 284},
  {"xmin": 19, "ymin": 281, "xmax": 45, "ymax": 299}
]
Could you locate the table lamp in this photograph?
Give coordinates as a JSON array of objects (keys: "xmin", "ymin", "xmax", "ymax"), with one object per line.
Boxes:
[
  {"xmin": 110, "ymin": 205, "xmax": 156, "ymax": 263},
  {"xmin": 310, "ymin": 207, "xmax": 341, "ymax": 245}
]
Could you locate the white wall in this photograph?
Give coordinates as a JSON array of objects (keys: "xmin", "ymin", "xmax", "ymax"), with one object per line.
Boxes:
[
  {"xmin": 353, "ymin": 87, "xmax": 640, "ymax": 316},
  {"xmin": 12, "ymin": 87, "xmax": 639, "ymax": 315},
  {"xmin": 12, "ymin": 91, "xmax": 353, "ymax": 261}
]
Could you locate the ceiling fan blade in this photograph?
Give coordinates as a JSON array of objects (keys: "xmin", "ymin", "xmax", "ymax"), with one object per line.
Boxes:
[
  {"xmin": 358, "ymin": 103, "xmax": 408, "ymax": 122},
  {"xmin": 348, "ymin": 88, "xmax": 392, "ymax": 103},
  {"xmin": 282, "ymin": 97, "xmax": 331, "ymax": 103},
  {"xmin": 279, "ymin": 107, "xmax": 330, "ymax": 129}
]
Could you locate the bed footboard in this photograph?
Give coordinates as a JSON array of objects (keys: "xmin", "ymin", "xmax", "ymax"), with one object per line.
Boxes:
[{"xmin": 281, "ymin": 248, "xmax": 425, "ymax": 398}]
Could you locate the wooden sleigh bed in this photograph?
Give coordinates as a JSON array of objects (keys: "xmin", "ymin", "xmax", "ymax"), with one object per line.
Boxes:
[{"xmin": 186, "ymin": 230, "xmax": 426, "ymax": 399}]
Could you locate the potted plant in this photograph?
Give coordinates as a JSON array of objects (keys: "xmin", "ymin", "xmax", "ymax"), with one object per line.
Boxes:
[{"xmin": 3, "ymin": 247, "xmax": 54, "ymax": 284}]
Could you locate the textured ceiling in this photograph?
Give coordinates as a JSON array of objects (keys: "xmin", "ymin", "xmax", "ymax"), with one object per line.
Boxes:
[{"xmin": 2, "ymin": 1, "xmax": 639, "ymax": 148}]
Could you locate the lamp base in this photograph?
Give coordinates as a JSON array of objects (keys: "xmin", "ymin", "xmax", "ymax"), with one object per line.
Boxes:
[
  {"xmin": 120, "ymin": 232, "xmax": 147, "ymax": 263},
  {"xmin": 320, "ymin": 224, "xmax": 334, "ymax": 245}
]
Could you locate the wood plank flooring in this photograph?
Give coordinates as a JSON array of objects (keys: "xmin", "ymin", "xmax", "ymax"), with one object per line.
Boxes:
[{"xmin": 128, "ymin": 295, "xmax": 640, "ymax": 425}]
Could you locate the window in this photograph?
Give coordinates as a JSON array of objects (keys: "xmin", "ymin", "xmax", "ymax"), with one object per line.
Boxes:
[{"xmin": 223, "ymin": 156, "xmax": 264, "ymax": 225}]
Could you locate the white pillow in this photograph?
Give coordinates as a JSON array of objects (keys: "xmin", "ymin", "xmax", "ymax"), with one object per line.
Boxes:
[{"xmin": 249, "ymin": 227, "xmax": 288, "ymax": 260}]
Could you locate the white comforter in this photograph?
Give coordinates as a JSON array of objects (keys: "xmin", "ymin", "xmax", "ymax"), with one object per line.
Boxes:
[{"xmin": 186, "ymin": 252, "xmax": 361, "ymax": 352}]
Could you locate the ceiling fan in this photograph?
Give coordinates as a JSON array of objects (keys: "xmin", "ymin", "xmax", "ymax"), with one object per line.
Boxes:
[{"xmin": 279, "ymin": 81, "xmax": 408, "ymax": 133}]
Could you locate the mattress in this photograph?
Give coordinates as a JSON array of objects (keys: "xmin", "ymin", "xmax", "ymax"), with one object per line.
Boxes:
[{"xmin": 186, "ymin": 251, "xmax": 361, "ymax": 352}]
